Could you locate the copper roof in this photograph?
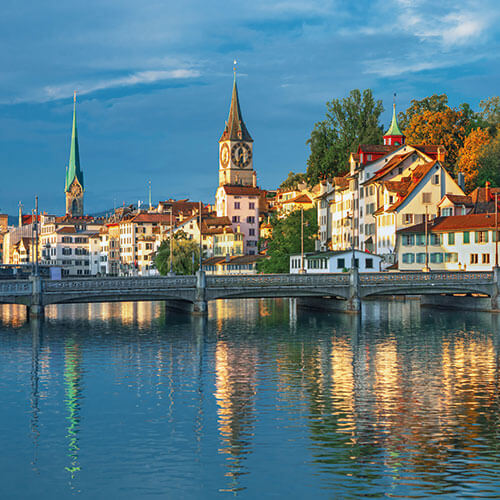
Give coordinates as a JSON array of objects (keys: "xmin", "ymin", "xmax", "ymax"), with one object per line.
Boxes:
[{"xmin": 219, "ymin": 78, "xmax": 253, "ymax": 143}]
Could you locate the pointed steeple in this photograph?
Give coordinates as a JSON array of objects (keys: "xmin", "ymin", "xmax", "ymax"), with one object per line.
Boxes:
[
  {"xmin": 385, "ymin": 103, "xmax": 403, "ymax": 137},
  {"xmin": 220, "ymin": 73, "xmax": 253, "ymax": 142},
  {"xmin": 65, "ymin": 92, "xmax": 84, "ymax": 192}
]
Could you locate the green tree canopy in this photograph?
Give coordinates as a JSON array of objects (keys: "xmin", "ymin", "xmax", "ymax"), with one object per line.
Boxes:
[
  {"xmin": 398, "ymin": 94, "xmax": 450, "ymax": 130},
  {"xmin": 306, "ymin": 89, "xmax": 384, "ymax": 186},
  {"xmin": 154, "ymin": 234, "xmax": 200, "ymax": 275},
  {"xmin": 258, "ymin": 208, "xmax": 318, "ymax": 274},
  {"xmin": 279, "ymin": 171, "xmax": 307, "ymax": 190},
  {"xmin": 479, "ymin": 96, "xmax": 500, "ymax": 132},
  {"xmin": 476, "ymin": 135, "xmax": 500, "ymax": 187}
]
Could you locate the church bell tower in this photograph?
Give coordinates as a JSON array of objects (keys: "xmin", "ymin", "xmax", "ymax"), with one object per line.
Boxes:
[
  {"xmin": 218, "ymin": 72, "xmax": 256, "ymax": 187},
  {"xmin": 65, "ymin": 93, "xmax": 85, "ymax": 217}
]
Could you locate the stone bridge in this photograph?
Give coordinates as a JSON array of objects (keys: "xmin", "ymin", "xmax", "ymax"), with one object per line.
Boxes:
[{"xmin": 0, "ymin": 270, "xmax": 498, "ymax": 318}]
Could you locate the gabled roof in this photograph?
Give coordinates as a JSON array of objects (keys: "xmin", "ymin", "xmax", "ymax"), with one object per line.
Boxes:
[
  {"xmin": 384, "ymin": 161, "xmax": 438, "ymax": 213},
  {"xmin": 282, "ymin": 193, "xmax": 313, "ymax": 204},
  {"xmin": 219, "ymin": 76, "xmax": 253, "ymax": 142},
  {"xmin": 439, "ymin": 194, "xmax": 473, "ymax": 207},
  {"xmin": 469, "ymin": 186, "xmax": 500, "ymax": 204},
  {"xmin": 364, "ymin": 151, "xmax": 415, "ymax": 185},
  {"xmin": 129, "ymin": 213, "xmax": 175, "ymax": 224},
  {"xmin": 398, "ymin": 214, "xmax": 500, "ymax": 234}
]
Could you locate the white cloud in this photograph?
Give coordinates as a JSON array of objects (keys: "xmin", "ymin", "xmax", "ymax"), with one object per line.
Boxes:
[{"xmin": 39, "ymin": 68, "xmax": 200, "ymax": 102}]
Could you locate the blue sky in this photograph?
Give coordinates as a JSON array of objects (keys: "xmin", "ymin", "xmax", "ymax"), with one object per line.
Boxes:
[{"xmin": 0, "ymin": 0, "xmax": 499, "ymax": 215}]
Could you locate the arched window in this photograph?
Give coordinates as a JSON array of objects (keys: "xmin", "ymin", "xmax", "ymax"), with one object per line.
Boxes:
[{"xmin": 72, "ymin": 199, "xmax": 78, "ymax": 214}]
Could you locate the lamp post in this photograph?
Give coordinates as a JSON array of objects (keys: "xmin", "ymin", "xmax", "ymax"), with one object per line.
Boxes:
[
  {"xmin": 496, "ymin": 193, "xmax": 499, "ymax": 269},
  {"xmin": 422, "ymin": 204, "xmax": 430, "ymax": 272},
  {"xmin": 299, "ymin": 206, "xmax": 306, "ymax": 274},
  {"xmin": 168, "ymin": 207, "xmax": 174, "ymax": 276},
  {"xmin": 346, "ymin": 211, "xmax": 356, "ymax": 270}
]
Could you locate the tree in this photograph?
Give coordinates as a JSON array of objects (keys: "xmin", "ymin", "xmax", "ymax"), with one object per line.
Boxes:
[
  {"xmin": 457, "ymin": 128, "xmax": 492, "ymax": 191},
  {"xmin": 404, "ymin": 108, "xmax": 468, "ymax": 174},
  {"xmin": 279, "ymin": 171, "xmax": 307, "ymax": 190},
  {"xmin": 476, "ymin": 136, "xmax": 500, "ymax": 188},
  {"xmin": 479, "ymin": 96, "xmax": 500, "ymax": 131},
  {"xmin": 397, "ymin": 94, "xmax": 449, "ymax": 130},
  {"xmin": 306, "ymin": 89, "xmax": 384, "ymax": 186},
  {"xmin": 258, "ymin": 208, "xmax": 318, "ymax": 274},
  {"xmin": 154, "ymin": 235, "xmax": 200, "ymax": 275}
]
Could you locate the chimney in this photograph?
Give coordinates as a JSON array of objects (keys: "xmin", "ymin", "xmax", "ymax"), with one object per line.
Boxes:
[
  {"xmin": 485, "ymin": 181, "xmax": 491, "ymax": 201},
  {"xmin": 457, "ymin": 172, "xmax": 465, "ymax": 191},
  {"xmin": 437, "ymin": 146, "xmax": 445, "ymax": 163},
  {"xmin": 18, "ymin": 202, "xmax": 23, "ymax": 227}
]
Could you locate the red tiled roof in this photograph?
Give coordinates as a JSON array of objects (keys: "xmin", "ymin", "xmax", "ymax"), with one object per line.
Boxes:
[
  {"xmin": 468, "ymin": 186, "xmax": 500, "ymax": 204},
  {"xmin": 283, "ymin": 193, "xmax": 313, "ymax": 204},
  {"xmin": 385, "ymin": 162, "xmax": 437, "ymax": 212},
  {"xmin": 365, "ymin": 151, "xmax": 415, "ymax": 185},
  {"xmin": 398, "ymin": 214, "xmax": 500, "ymax": 233},
  {"xmin": 221, "ymin": 186, "xmax": 261, "ymax": 196},
  {"xmin": 440, "ymin": 194, "xmax": 473, "ymax": 206},
  {"xmin": 130, "ymin": 213, "xmax": 175, "ymax": 224}
]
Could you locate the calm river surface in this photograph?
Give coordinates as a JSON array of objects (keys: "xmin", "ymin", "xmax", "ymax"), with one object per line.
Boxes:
[{"xmin": 0, "ymin": 298, "xmax": 499, "ymax": 499}]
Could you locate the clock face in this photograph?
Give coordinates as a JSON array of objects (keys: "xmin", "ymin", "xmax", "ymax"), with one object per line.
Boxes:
[
  {"xmin": 231, "ymin": 142, "xmax": 252, "ymax": 168},
  {"xmin": 220, "ymin": 143, "xmax": 230, "ymax": 168},
  {"xmin": 70, "ymin": 181, "xmax": 82, "ymax": 197}
]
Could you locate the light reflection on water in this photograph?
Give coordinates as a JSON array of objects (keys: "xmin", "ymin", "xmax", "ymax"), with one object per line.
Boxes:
[{"xmin": 0, "ymin": 298, "xmax": 499, "ymax": 499}]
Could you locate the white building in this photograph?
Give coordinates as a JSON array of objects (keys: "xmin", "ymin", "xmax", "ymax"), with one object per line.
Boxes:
[{"xmin": 290, "ymin": 250, "xmax": 383, "ymax": 274}]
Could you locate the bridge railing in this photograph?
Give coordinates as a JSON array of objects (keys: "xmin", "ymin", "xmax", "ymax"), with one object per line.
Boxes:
[
  {"xmin": 359, "ymin": 271, "xmax": 493, "ymax": 284},
  {"xmin": 0, "ymin": 280, "xmax": 32, "ymax": 296},
  {"xmin": 207, "ymin": 273, "xmax": 350, "ymax": 287},
  {"xmin": 43, "ymin": 276, "xmax": 197, "ymax": 292}
]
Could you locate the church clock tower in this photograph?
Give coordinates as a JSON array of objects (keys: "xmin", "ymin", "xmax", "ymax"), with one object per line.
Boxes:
[
  {"xmin": 65, "ymin": 93, "xmax": 84, "ymax": 217},
  {"xmin": 218, "ymin": 74, "xmax": 256, "ymax": 187}
]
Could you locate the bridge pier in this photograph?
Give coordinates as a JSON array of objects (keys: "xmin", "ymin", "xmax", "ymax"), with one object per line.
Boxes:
[
  {"xmin": 28, "ymin": 276, "xmax": 44, "ymax": 319},
  {"xmin": 347, "ymin": 268, "xmax": 361, "ymax": 314},
  {"xmin": 193, "ymin": 270, "xmax": 208, "ymax": 316}
]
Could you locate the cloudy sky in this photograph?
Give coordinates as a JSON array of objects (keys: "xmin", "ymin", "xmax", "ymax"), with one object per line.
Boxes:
[{"xmin": 0, "ymin": 0, "xmax": 499, "ymax": 215}]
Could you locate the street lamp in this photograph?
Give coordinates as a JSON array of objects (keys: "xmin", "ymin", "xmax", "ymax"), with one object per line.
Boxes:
[{"xmin": 168, "ymin": 207, "xmax": 175, "ymax": 276}]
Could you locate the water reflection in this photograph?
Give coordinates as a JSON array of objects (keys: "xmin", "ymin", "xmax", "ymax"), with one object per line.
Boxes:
[{"xmin": 0, "ymin": 298, "xmax": 499, "ymax": 498}]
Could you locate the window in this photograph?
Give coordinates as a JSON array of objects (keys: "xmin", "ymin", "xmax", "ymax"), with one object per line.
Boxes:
[
  {"xmin": 416, "ymin": 234, "xmax": 426, "ymax": 246},
  {"xmin": 416, "ymin": 253, "xmax": 426, "ymax": 264},
  {"xmin": 463, "ymin": 231, "xmax": 470, "ymax": 244},
  {"xmin": 444, "ymin": 253, "xmax": 458, "ymax": 263},
  {"xmin": 62, "ymin": 248, "xmax": 72, "ymax": 255},
  {"xmin": 475, "ymin": 231, "xmax": 488, "ymax": 243},
  {"xmin": 337, "ymin": 258, "xmax": 345, "ymax": 269},
  {"xmin": 398, "ymin": 167, "xmax": 403, "ymax": 175},
  {"xmin": 403, "ymin": 214, "xmax": 413, "ymax": 225},
  {"xmin": 470, "ymin": 254, "xmax": 479, "ymax": 264},
  {"xmin": 249, "ymin": 202, "xmax": 255, "ymax": 210},
  {"xmin": 249, "ymin": 228, "xmax": 255, "ymax": 236},
  {"xmin": 430, "ymin": 234, "xmax": 442, "ymax": 245},
  {"xmin": 422, "ymin": 192, "xmax": 431, "ymax": 204},
  {"xmin": 448, "ymin": 232, "xmax": 455, "ymax": 245},
  {"xmin": 430, "ymin": 252, "xmax": 443, "ymax": 264},
  {"xmin": 247, "ymin": 216, "xmax": 255, "ymax": 224},
  {"xmin": 441, "ymin": 208, "xmax": 453, "ymax": 217},
  {"xmin": 234, "ymin": 202, "xmax": 240, "ymax": 209},
  {"xmin": 232, "ymin": 216, "xmax": 240, "ymax": 223},
  {"xmin": 365, "ymin": 258, "xmax": 373, "ymax": 269},
  {"xmin": 402, "ymin": 253, "xmax": 415, "ymax": 264},
  {"xmin": 482, "ymin": 253, "xmax": 490, "ymax": 264},
  {"xmin": 432, "ymin": 174, "xmax": 440, "ymax": 185},
  {"xmin": 402, "ymin": 234, "xmax": 415, "ymax": 246}
]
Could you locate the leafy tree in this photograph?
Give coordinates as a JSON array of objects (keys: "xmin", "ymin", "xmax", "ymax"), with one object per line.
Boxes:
[
  {"xmin": 306, "ymin": 89, "xmax": 384, "ymax": 186},
  {"xmin": 154, "ymin": 234, "xmax": 200, "ymax": 275},
  {"xmin": 404, "ymin": 108, "xmax": 468, "ymax": 174},
  {"xmin": 476, "ymin": 136, "xmax": 500, "ymax": 187},
  {"xmin": 457, "ymin": 128, "xmax": 492, "ymax": 191},
  {"xmin": 258, "ymin": 208, "xmax": 318, "ymax": 274},
  {"xmin": 479, "ymin": 96, "xmax": 500, "ymax": 131},
  {"xmin": 279, "ymin": 171, "xmax": 307, "ymax": 190},
  {"xmin": 397, "ymin": 94, "xmax": 449, "ymax": 130}
]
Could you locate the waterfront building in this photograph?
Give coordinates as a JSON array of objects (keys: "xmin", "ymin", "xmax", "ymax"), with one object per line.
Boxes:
[
  {"xmin": 289, "ymin": 249, "xmax": 382, "ymax": 273},
  {"xmin": 215, "ymin": 75, "xmax": 260, "ymax": 255},
  {"xmin": 202, "ymin": 254, "xmax": 263, "ymax": 275},
  {"xmin": 65, "ymin": 94, "xmax": 85, "ymax": 217},
  {"xmin": 397, "ymin": 214, "xmax": 500, "ymax": 271}
]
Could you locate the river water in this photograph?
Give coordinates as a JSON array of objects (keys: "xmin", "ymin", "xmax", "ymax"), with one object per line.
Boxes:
[{"xmin": 0, "ymin": 298, "xmax": 499, "ymax": 499}]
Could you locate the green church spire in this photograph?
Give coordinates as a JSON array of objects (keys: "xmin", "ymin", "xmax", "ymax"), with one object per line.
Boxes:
[
  {"xmin": 385, "ymin": 102, "xmax": 403, "ymax": 137},
  {"xmin": 65, "ymin": 92, "xmax": 84, "ymax": 192}
]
